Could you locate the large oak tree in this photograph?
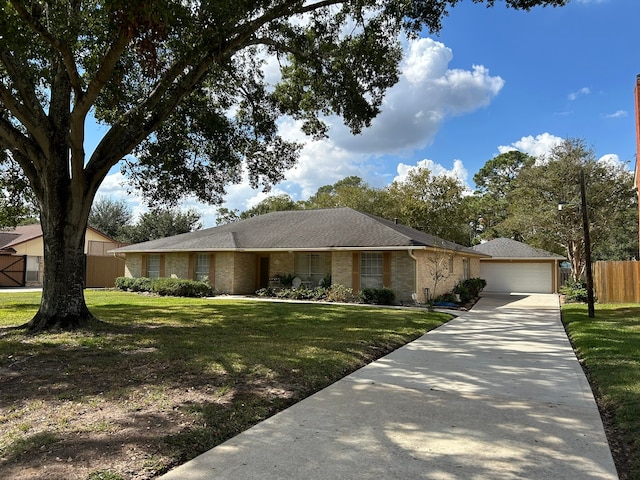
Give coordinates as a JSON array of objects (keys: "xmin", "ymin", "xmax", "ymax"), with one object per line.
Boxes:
[{"xmin": 0, "ymin": 0, "xmax": 566, "ymax": 331}]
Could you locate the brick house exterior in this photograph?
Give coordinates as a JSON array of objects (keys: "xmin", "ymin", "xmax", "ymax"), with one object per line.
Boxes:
[{"xmin": 113, "ymin": 208, "xmax": 487, "ymax": 303}]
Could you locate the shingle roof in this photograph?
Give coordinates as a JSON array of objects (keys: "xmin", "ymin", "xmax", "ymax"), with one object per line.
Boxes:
[
  {"xmin": 0, "ymin": 224, "xmax": 42, "ymax": 250},
  {"xmin": 472, "ymin": 237, "xmax": 565, "ymax": 259},
  {"xmin": 113, "ymin": 207, "xmax": 486, "ymax": 256},
  {"xmin": 0, "ymin": 224, "xmax": 116, "ymax": 252}
]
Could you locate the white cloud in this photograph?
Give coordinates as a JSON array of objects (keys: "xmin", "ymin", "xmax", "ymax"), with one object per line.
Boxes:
[
  {"xmin": 568, "ymin": 87, "xmax": 590, "ymax": 101},
  {"xmin": 329, "ymin": 37, "xmax": 504, "ymax": 154},
  {"xmin": 96, "ymin": 171, "xmax": 149, "ymax": 221},
  {"xmin": 393, "ymin": 158, "xmax": 470, "ymax": 188},
  {"xmin": 604, "ymin": 110, "xmax": 627, "ymax": 119},
  {"xmin": 498, "ymin": 133, "xmax": 564, "ymax": 158},
  {"xmin": 598, "ymin": 153, "xmax": 627, "ymax": 170}
]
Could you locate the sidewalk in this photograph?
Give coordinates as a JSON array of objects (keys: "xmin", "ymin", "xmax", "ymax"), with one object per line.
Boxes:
[{"xmin": 160, "ymin": 293, "xmax": 618, "ymax": 479}]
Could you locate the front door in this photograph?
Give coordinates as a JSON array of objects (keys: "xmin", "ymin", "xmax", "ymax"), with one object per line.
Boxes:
[{"xmin": 258, "ymin": 256, "xmax": 270, "ymax": 289}]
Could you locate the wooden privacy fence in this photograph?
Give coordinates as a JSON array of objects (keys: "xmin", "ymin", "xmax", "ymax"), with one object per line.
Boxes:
[
  {"xmin": 593, "ymin": 261, "xmax": 640, "ymax": 304},
  {"xmin": 85, "ymin": 255, "xmax": 125, "ymax": 288}
]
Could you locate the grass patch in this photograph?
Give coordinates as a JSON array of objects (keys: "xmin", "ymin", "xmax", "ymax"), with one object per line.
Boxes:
[
  {"xmin": 0, "ymin": 290, "xmax": 449, "ymax": 478},
  {"xmin": 562, "ymin": 303, "xmax": 640, "ymax": 479}
]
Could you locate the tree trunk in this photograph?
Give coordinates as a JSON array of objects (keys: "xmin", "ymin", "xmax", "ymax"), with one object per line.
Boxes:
[{"xmin": 26, "ymin": 196, "xmax": 97, "ymax": 332}]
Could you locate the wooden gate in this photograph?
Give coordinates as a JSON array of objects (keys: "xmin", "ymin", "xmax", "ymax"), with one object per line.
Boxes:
[{"xmin": 0, "ymin": 255, "xmax": 26, "ymax": 287}]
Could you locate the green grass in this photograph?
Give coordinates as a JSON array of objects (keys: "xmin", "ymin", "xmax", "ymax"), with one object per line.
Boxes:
[
  {"xmin": 0, "ymin": 290, "xmax": 450, "ymax": 478},
  {"xmin": 562, "ymin": 303, "xmax": 640, "ymax": 479}
]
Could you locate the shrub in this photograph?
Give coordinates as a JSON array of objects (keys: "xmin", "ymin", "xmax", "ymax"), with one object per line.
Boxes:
[
  {"xmin": 452, "ymin": 278, "xmax": 487, "ymax": 303},
  {"xmin": 254, "ymin": 284, "xmax": 354, "ymax": 303},
  {"xmin": 131, "ymin": 277, "xmax": 153, "ymax": 292},
  {"xmin": 116, "ymin": 276, "xmax": 213, "ymax": 297},
  {"xmin": 115, "ymin": 276, "xmax": 153, "ymax": 292},
  {"xmin": 452, "ymin": 282, "xmax": 471, "ymax": 303},
  {"xmin": 151, "ymin": 278, "xmax": 213, "ymax": 297},
  {"xmin": 433, "ymin": 293, "xmax": 459, "ymax": 304},
  {"xmin": 360, "ymin": 288, "xmax": 396, "ymax": 305},
  {"xmin": 114, "ymin": 277, "xmax": 134, "ymax": 290},
  {"xmin": 560, "ymin": 279, "xmax": 589, "ymax": 303},
  {"xmin": 256, "ymin": 287, "xmax": 274, "ymax": 297},
  {"xmin": 325, "ymin": 284, "xmax": 353, "ymax": 303}
]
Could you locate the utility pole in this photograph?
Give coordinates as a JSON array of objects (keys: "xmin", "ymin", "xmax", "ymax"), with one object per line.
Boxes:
[{"xmin": 580, "ymin": 169, "xmax": 595, "ymax": 318}]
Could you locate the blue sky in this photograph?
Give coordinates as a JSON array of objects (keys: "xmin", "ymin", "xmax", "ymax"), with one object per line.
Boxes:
[{"xmin": 97, "ymin": 0, "xmax": 638, "ymax": 226}]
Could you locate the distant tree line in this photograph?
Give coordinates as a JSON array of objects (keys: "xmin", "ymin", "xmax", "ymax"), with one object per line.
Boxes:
[{"xmin": 88, "ymin": 198, "xmax": 202, "ymax": 244}]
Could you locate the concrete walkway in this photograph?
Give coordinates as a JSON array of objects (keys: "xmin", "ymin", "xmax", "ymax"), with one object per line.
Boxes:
[{"xmin": 160, "ymin": 294, "xmax": 618, "ymax": 480}]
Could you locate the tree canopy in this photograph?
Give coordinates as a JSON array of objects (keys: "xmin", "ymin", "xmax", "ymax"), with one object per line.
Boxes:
[
  {"xmin": 119, "ymin": 207, "xmax": 202, "ymax": 243},
  {"xmin": 88, "ymin": 196, "xmax": 133, "ymax": 239},
  {"xmin": 503, "ymin": 138, "xmax": 636, "ymax": 280},
  {"xmin": 0, "ymin": 0, "xmax": 568, "ymax": 331}
]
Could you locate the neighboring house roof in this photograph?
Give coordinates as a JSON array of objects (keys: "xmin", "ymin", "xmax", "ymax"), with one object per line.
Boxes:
[
  {"xmin": 0, "ymin": 224, "xmax": 43, "ymax": 252},
  {"xmin": 0, "ymin": 224, "xmax": 116, "ymax": 253},
  {"xmin": 113, "ymin": 207, "xmax": 487, "ymax": 256},
  {"xmin": 472, "ymin": 237, "xmax": 565, "ymax": 260}
]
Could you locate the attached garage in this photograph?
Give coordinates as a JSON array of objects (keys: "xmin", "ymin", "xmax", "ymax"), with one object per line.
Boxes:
[{"xmin": 473, "ymin": 238, "xmax": 565, "ymax": 294}]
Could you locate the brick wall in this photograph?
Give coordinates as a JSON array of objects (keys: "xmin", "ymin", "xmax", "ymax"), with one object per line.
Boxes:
[
  {"xmin": 214, "ymin": 252, "xmax": 234, "ymax": 294},
  {"xmin": 124, "ymin": 254, "xmax": 143, "ymax": 278},
  {"xmin": 164, "ymin": 253, "xmax": 190, "ymax": 279},
  {"xmin": 270, "ymin": 252, "xmax": 295, "ymax": 277},
  {"xmin": 233, "ymin": 252, "xmax": 257, "ymax": 294},
  {"xmin": 331, "ymin": 251, "xmax": 353, "ymax": 288},
  {"xmin": 390, "ymin": 251, "xmax": 416, "ymax": 304}
]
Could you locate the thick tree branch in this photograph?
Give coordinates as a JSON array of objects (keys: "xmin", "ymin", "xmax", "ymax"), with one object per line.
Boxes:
[
  {"xmin": 83, "ymin": 0, "xmax": 341, "ymax": 186},
  {"xmin": 0, "ymin": 83, "xmax": 50, "ymax": 153},
  {"xmin": 85, "ymin": 54, "xmax": 215, "ymax": 186},
  {"xmin": 0, "ymin": 117, "xmax": 42, "ymax": 186},
  {"xmin": 0, "ymin": 49, "xmax": 50, "ymax": 139},
  {"xmin": 8, "ymin": 0, "xmax": 84, "ymax": 97},
  {"xmin": 73, "ymin": 31, "xmax": 130, "ymax": 118}
]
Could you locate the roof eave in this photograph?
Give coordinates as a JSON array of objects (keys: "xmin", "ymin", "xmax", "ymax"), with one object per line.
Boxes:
[
  {"xmin": 110, "ymin": 245, "xmax": 488, "ymax": 254},
  {"xmin": 480, "ymin": 256, "xmax": 565, "ymax": 261}
]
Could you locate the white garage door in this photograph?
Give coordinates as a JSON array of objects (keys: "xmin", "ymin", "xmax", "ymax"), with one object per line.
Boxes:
[{"xmin": 480, "ymin": 262, "xmax": 553, "ymax": 294}]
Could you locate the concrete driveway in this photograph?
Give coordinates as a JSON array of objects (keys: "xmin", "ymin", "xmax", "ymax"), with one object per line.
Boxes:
[{"xmin": 160, "ymin": 293, "xmax": 618, "ymax": 480}]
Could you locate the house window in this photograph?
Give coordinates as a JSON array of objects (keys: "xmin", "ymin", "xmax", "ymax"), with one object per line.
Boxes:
[
  {"xmin": 463, "ymin": 258, "xmax": 470, "ymax": 280},
  {"xmin": 147, "ymin": 255, "xmax": 161, "ymax": 278},
  {"xmin": 294, "ymin": 253, "xmax": 327, "ymax": 287},
  {"xmin": 25, "ymin": 256, "xmax": 41, "ymax": 283},
  {"xmin": 448, "ymin": 255, "xmax": 454, "ymax": 274},
  {"xmin": 195, "ymin": 254, "xmax": 210, "ymax": 281},
  {"xmin": 361, "ymin": 252, "xmax": 383, "ymax": 289}
]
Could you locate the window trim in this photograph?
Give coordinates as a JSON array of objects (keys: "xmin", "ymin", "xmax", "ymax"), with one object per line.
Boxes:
[{"xmin": 360, "ymin": 252, "xmax": 384, "ymax": 289}]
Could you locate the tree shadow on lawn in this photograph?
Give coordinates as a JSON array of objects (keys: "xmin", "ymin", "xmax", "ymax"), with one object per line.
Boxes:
[{"xmin": 1, "ymin": 301, "xmax": 437, "ymax": 478}]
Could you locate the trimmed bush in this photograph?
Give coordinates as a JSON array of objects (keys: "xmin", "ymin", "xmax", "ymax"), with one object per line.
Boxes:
[
  {"xmin": 151, "ymin": 278, "xmax": 213, "ymax": 297},
  {"xmin": 452, "ymin": 278, "xmax": 487, "ymax": 303},
  {"xmin": 360, "ymin": 288, "xmax": 396, "ymax": 305},
  {"xmin": 114, "ymin": 277, "xmax": 134, "ymax": 290},
  {"xmin": 255, "ymin": 284, "xmax": 354, "ymax": 303},
  {"xmin": 560, "ymin": 279, "xmax": 589, "ymax": 303},
  {"xmin": 132, "ymin": 277, "xmax": 153, "ymax": 292},
  {"xmin": 115, "ymin": 276, "xmax": 212, "ymax": 297}
]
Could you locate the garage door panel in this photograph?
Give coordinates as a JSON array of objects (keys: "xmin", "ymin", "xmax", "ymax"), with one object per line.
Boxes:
[{"xmin": 480, "ymin": 262, "xmax": 552, "ymax": 294}]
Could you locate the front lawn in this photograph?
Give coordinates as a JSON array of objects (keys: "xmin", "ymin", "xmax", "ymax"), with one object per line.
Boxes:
[
  {"xmin": 562, "ymin": 303, "xmax": 640, "ymax": 480},
  {"xmin": 0, "ymin": 290, "xmax": 449, "ymax": 480}
]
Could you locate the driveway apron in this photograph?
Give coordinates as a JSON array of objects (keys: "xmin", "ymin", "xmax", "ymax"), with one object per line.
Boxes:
[{"xmin": 161, "ymin": 293, "xmax": 618, "ymax": 480}]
